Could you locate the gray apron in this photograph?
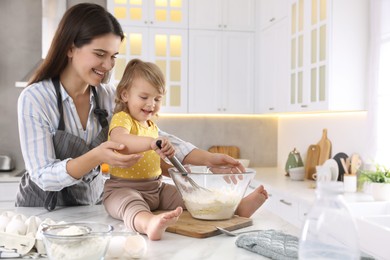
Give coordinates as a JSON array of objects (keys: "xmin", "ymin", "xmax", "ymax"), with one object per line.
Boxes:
[{"xmin": 16, "ymin": 77, "xmax": 109, "ymax": 211}]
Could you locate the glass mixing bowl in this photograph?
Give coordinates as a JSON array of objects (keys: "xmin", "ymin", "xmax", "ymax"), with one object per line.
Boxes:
[
  {"xmin": 41, "ymin": 222, "xmax": 113, "ymax": 260},
  {"xmin": 169, "ymin": 166, "xmax": 256, "ymax": 220}
]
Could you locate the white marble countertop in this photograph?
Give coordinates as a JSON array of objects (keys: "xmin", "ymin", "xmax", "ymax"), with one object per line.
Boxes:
[
  {"xmin": 0, "ymin": 203, "xmax": 300, "ymax": 260},
  {"xmin": 0, "ymin": 167, "xmax": 377, "ymax": 259}
]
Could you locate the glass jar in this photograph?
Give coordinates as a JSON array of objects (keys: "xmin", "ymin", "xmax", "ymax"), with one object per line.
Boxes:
[{"xmin": 299, "ymin": 182, "xmax": 360, "ymax": 259}]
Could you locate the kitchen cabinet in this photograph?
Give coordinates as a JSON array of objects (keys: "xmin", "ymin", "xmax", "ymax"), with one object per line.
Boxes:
[
  {"xmin": 264, "ymin": 185, "xmax": 311, "ymax": 227},
  {"xmin": 188, "ymin": 0, "xmax": 255, "ymax": 114},
  {"xmin": 257, "ymin": 17, "xmax": 289, "ymax": 113},
  {"xmin": 188, "ymin": 30, "xmax": 254, "ymax": 114},
  {"xmin": 287, "ymin": 0, "xmax": 369, "ymax": 112},
  {"xmin": 0, "ymin": 181, "xmax": 19, "ymax": 203},
  {"xmin": 259, "ymin": 0, "xmax": 289, "ymax": 30},
  {"xmin": 107, "ymin": 0, "xmax": 188, "ymax": 113},
  {"xmin": 189, "ymin": 0, "xmax": 255, "ymax": 31},
  {"xmin": 108, "ymin": 0, "xmax": 188, "ymax": 28}
]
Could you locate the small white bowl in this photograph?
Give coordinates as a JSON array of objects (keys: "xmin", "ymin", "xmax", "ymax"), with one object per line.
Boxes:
[
  {"xmin": 237, "ymin": 159, "xmax": 250, "ymax": 168},
  {"xmin": 289, "ymin": 167, "xmax": 305, "ymax": 181}
]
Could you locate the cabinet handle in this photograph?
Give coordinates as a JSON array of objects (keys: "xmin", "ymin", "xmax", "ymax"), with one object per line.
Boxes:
[
  {"xmin": 222, "ymin": 108, "xmax": 226, "ymax": 111},
  {"xmin": 224, "ymin": 25, "xmax": 227, "ymax": 28},
  {"xmin": 268, "ymin": 107, "xmax": 274, "ymax": 111},
  {"xmin": 144, "ymin": 21, "xmax": 148, "ymax": 24},
  {"xmin": 270, "ymin": 17, "xmax": 275, "ymax": 22},
  {"xmin": 279, "ymin": 199, "xmax": 292, "ymax": 206},
  {"xmin": 150, "ymin": 21, "xmax": 154, "ymax": 25},
  {"xmin": 301, "ymin": 104, "xmax": 308, "ymax": 108},
  {"xmin": 218, "ymin": 24, "xmax": 222, "ymax": 28}
]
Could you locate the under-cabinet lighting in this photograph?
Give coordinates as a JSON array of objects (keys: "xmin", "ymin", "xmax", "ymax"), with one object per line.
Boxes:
[{"xmin": 160, "ymin": 111, "xmax": 367, "ymax": 119}]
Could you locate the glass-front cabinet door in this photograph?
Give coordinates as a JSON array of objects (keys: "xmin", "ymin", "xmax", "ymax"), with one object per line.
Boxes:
[
  {"xmin": 289, "ymin": 0, "xmax": 329, "ymax": 112},
  {"xmin": 108, "ymin": 0, "xmax": 188, "ymax": 113},
  {"xmin": 109, "ymin": 0, "xmax": 188, "ymax": 28}
]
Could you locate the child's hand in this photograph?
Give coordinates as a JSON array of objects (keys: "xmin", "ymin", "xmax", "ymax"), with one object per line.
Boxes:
[{"xmin": 152, "ymin": 138, "xmax": 175, "ymax": 159}]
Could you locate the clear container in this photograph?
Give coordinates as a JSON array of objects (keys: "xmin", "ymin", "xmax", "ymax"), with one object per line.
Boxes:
[
  {"xmin": 299, "ymin": 182, "xmax": 360, "ymax": 259},
  {"xmin": 42, "ymin": 222, "xmax": 113, "ymax": 260},
  {"xmin": 101, "ymin": 163, "xmax": 110, "ymax": 180}
]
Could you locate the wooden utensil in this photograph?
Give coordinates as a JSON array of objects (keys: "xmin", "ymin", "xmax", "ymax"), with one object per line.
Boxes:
[
  {"xmin": 208, "ymin": 146, "xmax": 240, "ymax": 159},
  {"xmin": 350, "ymin": 153, "xmax": 361, "ymax": 175},
  {"xmin": 317, "ymin": 129, "xmax": 332, "ymax": 165},
  {"xmin": 305, "ymin": 144, "xmax": 321, "ymax": 180}
]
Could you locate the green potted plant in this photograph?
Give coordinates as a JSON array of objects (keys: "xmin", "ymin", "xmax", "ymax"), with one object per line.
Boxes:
[{"xmin": 358, "ymin": 164, "xmax": 390, "ymax": 201}]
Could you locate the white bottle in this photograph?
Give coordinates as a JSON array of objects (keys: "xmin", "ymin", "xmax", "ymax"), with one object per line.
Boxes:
[{"xmin": 299, "ymin": 182, "xmax": 360, "ymax": 259}]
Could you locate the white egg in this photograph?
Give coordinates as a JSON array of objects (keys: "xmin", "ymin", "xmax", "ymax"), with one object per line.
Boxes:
[
  {"xmin": 4, "ymin": 211, "xmax": 15, "ymax": 218},
  {"xmin": 25, "ymin": 216, "xmax": 41, "ymax": 236},
  {"xmin": 124, "ymin": 234, "xmax": 147, "ymax": 258},
  {"xmin": 35, "ymin": 218, "xmax": 57, "ymax": 255},
  {"xmin": 5, "ymin": 214, "xmax": 27, "ymax": 235},
  {"xmin": 106, "ymin": 236, "xmax": 127, "ymax": 258},
  {"xmin": 0, "ymin": 214, "xmax": 10, "ymax": 232}
]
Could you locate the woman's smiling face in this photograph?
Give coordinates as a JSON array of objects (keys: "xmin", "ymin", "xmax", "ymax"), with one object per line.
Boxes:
[{"xmin": 67, "ymin": 33, "xmax": 122, "ymax": 86}]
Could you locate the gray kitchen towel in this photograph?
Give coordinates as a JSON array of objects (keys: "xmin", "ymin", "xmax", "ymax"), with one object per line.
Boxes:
[
  {"xmin": 235, "ymin": 230, "xmax": 376, "ymax": 260},
  {"xmin": 235, "ymin": 229, "xmax": 298, "ymax": 260}
]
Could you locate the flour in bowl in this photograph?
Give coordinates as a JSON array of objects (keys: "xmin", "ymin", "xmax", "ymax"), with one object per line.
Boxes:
[
  {"xmin": 182, "ymin": 188, "xmax": 241, "ymax": 220},
  {"xmin": 44, "ymin": 225, "xmax": 110, "ymax": 260}
]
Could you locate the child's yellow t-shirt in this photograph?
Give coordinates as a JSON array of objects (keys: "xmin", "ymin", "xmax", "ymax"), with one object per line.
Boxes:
[{"xmin": 108, "ymin": 111, "xmax": 161, "ymax": 179}]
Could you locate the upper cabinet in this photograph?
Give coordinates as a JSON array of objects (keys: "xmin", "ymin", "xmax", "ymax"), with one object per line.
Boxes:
[
  {"xmin": 287, "ymin": 0, "xmax": 369, "ymax": 112},
  {"xmin": 108, "ymin": 0, "xmax": 188, "ymax": 113},
  {"xmin": 108, "ymin": 0, "xmax": 188, "ymax": 28},
  {"xmin": 258, "ymin": 18, "xmax": 289, "ymax": 113},
  {"xmin": 189, "ymin": 0, "xmax": 256, "ymax": 31},
  {"xmin": 188, "ymin": 0, "xmax": 255, "ymax": 114},
  {"xmin": 259, "ymin": 0, "xmax": 289, "ymax": 30},
  {"xmin": 189, "ymin": 30, "xmax": 254, "ymax": 114}
]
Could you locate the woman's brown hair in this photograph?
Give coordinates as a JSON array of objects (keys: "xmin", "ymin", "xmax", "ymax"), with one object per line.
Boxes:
[
  {"xmin": 28, "ymin": 3, "xmax": 124, "ymax": 85},
  {"xmin": 114, "ymin": 59, "xmax": 166, "ymax": 114}
]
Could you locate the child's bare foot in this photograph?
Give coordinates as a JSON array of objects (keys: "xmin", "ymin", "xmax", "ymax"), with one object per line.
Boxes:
[
  {"xmin": 235, "ymin": 185, "xmax": 268, "ymax": 218},
  {"xmin": 145, "ymin": 207, "xmax": 183, "ymax": 241}
]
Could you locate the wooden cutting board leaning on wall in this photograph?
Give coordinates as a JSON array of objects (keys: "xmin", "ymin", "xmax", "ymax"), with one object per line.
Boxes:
[
  {"xmin": 208, "ymin": 146, "xmax": 240, "ymax": 159},
  {"xmin": 316, "ymin": 128, "xmax": 332, "ymax": 165},
  {"xmin": 305, "ymin": 144, "xmax": 320, "ymax": 180}
]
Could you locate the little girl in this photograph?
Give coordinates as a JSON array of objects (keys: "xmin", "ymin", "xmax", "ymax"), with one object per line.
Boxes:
[{"xmin": 103, "ymin": 59, "xmax": 268, "ymax": 241}]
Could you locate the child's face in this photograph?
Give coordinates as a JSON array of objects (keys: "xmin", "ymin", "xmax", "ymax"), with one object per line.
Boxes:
[{"xmin": 121, "ymin": 77, "xmax": 163, "ymax": 123}]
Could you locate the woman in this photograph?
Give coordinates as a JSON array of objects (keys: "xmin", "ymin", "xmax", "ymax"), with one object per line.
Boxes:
[{"xmin": 17, "ymin": 3, "xmax": 268, "ymax": 214}]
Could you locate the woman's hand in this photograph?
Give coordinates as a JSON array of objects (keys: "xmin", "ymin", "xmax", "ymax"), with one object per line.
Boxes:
[
  {"xmin": 152, "ymin": 138, "xmax": 175, "ymax": 159},
  {"xmin": 182, "ymin": 149, "xmax": 246, "ymax": 184},
  {"xmin": 98, "ymin": 141, "xmax": 143, "ymax": 168},
  {"xmin": 66, "ymin": 140, "xmax": 142, "ymax": 179}
]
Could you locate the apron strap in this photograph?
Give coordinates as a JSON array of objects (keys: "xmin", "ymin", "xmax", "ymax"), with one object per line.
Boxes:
[
  {"xmin": 52, "ymin": 77, "xmax": 65, "ymax": 131},
  {"xmin": 43, "ymin": 191, "xmax": 58, "ymax": 211},
  {"xmin": 91, "ymin": 87, "xmax": 109, "ymax": 128}
]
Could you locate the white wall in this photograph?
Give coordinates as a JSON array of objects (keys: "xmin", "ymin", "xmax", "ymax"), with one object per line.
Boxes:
[{"xmin": 277, "ymin": 112, "xmax": 369, "ymax": 169}]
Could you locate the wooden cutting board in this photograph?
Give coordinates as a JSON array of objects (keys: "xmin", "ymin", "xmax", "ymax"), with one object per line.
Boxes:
[
  {"xmin": 304, "ymin": 144, "xmax": 320, "ymax": 180},
  {"xmin": 208, "ymin": 146, "xmax": 240, "ymax": 159},
  {"xmin": 155, "ymin": 210, "xmax": 252, "ymax": 238},
  {"xmin": 316, "ymin": 129, "xmax": 332, "ymax": 165}
]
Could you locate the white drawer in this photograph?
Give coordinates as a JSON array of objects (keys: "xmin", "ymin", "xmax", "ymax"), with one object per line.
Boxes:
[{"xmin": 0, "ymin": 182, "xmax": 19, "ymax": 202}]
